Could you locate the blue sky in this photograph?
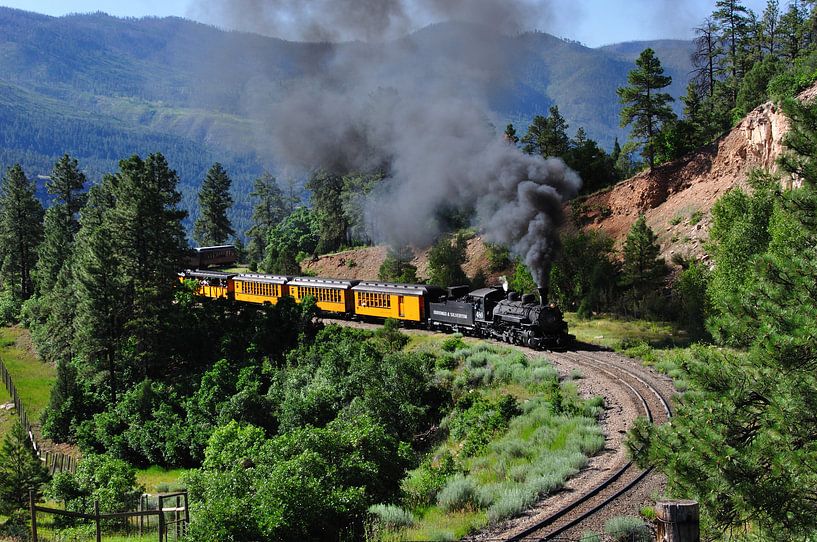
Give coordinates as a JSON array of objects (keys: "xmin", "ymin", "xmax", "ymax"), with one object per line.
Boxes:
[{"xmin": 0, "ymin": 0, "xmax": 782, "ymax": 47}]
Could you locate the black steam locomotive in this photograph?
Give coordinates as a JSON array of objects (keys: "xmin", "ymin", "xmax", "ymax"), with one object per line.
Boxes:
[{"xmin": 428, "ymin": 285, "xmax": 573, "ymax": 349}]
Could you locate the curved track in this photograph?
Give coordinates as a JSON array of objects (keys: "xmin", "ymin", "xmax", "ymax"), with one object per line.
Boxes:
[
  {"xmin": 322, "ymin": 319, "xmax": 675, "ymax": 539},
  {"xmin": 495, "ymin": 349, "xmax": 673, "ymax": 541}
]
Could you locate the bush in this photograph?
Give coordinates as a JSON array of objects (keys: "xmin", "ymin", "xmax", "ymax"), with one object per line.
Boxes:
[
  {"xmin": 580, "ymin": 531, "xmax": 601, "ymax": 542},
  {"xmin": 401, "ymin": 452, "xmax": 456, "ymax": 508},
  {"xmin": 436, "ymin": 475, "xmax": 486, "ymax": 512},
  {"xmin": 368, "ymin": 504, "xmax": 415, "ymax": 529},
  {"xmin": 441, "ymin": 334, "xmax": 466, "ymax": 352},
  {"xmin": 604, "ymin": 515, "xmax": 650, "ymax": 542},
  {"xmin": 487, "ymin": 486, "xmax": 536, "ymax": 523}
]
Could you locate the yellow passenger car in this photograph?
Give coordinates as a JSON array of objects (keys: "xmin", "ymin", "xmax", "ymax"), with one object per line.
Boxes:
[
  {"xmin": 179, "ymin": 270, "xmax": 235, "ymax": 300},
  {"xmin": 288, "ymin": 277, "xmax": 357, "ymax": 314},
  {"xmin": 233, "ymin": 274, "xmax": 289, "ymax": 305},
  {"xmin": 352, "ymin": 282, "xmax": 433, "ymax": 322}
]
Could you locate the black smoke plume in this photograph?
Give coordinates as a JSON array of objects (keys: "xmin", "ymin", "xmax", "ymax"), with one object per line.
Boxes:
[{"xmin": 189, "ymin": 0, "xmax": 581, "ymax": 286}]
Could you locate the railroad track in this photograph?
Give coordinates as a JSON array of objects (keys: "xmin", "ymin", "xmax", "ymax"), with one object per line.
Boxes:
[
  {"xmin": 322, "ymin": 318, "xmax": 676, "ymax": 539},
  {"xmin": 501, "ymin": 349, "xmax": 673, "ymax": 541}
]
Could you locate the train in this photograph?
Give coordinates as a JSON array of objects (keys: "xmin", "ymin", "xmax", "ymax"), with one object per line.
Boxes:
[{"xmin": 179, "ymin": 248, "xmax": 573, "ymax": 350}]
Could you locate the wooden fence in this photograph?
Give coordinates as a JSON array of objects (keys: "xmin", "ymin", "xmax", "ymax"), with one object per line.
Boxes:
[
  {"xmin": 0, "ymin": 355, "xmax": 77, "ymax": 474},
  {"xmin": 30, "ymin": 491, "xmax": 189, "ymax": 542}
]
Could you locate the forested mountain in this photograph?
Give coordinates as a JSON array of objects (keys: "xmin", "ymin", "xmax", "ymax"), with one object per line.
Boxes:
[{"xmin": 0, "ymin": 7, "xmax": 693, "ymax": 236}]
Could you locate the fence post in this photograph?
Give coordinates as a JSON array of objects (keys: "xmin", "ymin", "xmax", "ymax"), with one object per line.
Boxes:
[
  {"xmin": 175, "ymin": 495, "xmax": 180, "ymax": 540},
  {"xmin": 655, "ymin": 500, "xmax": 700, "ymax": 542},
  {"xmin": 158, "ymin": 495, "xmax": 165, "ymax": 542},
  {"xmin": 29, "ymin": 490, "xmax": 38, "ymax": 542},
  {"xmin": 94, "ymin": 500, "xmax": 102, "ymax": 542},
  {"xmin": 183, "ymin": 491, "xmax": 190, "ymax": 536}
]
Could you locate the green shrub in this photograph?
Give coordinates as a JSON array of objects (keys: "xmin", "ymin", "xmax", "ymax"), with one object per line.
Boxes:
[
  {"xmin": 437, "ymin": 475, "xmax": 485, "ymax": 512},
  {"xmin": 669, "ymin": 215, "xmax": 683, "ymax": 225},
  {"xmin": 401, "ymin": 452, "xmax": 456, "ymax": 508},
  {"xmin": 487, "ymin": 486, "xmax": 536, "ymax": 523},
  {"xmin": 580, "ymin": 531, "xmax": 601, "ymax": 542},
  {"xmin": 604, "ymin": 515, "xmax": 650, "ymax": 542},
  {"xmin": 689, "ymin": 210, "xmax": 703, "ymax": 225},
  {"xmin": 436, "ymin": 353, "xmax": 458, "ymax": 370},
  {"xmin": 368, "ymin": 504, "xmax": 415, "ymax": 529},
  {"xmin": 441, "ymin": 334, "xmax": 466, "ymax": 352}
]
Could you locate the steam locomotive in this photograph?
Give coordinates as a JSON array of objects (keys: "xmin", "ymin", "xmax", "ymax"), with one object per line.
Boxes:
[{"xmin": 180, "ymin": 247, "xmax": 573, "ymax": 350}]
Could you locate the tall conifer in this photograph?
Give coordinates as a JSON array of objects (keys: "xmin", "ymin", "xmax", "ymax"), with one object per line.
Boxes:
[
  {"xmin": 0, "ymin": 165, "xmax": 44, "ymax": 301},
  {"xmin": 193, "ymin": 162, "xmax": 234, "ymax": 247},
  {"xmin": 617, "ymin": 48, "xmax": 676, "ymax": 169}
]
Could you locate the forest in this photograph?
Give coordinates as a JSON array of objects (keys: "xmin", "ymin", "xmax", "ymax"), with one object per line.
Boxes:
[{"xmin": 1, "ymin": 0, "xmax": 817, "ymax": 541}]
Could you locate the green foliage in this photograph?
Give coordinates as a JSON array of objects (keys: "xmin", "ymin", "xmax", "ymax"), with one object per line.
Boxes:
[
  {"xmin": 0, "ymin": 421, "xmax": 49, "ymax": 514},
  {"xmin": 305, "ymin": 171, "xmax": 351, "ymax": 255},
  {"xmin": 0, "ymin": 164, "xmax": 44, "ymax": 303},
  {"xmin": 445, "ymin": 395, "xmax": 519, "ymax": 457},
  {"xmin": 549, "ymin": 230, "xmax": 618, "ymax": 314},
  {"xmin": 521, "ymin": 106, "xmax": 570, "ymax": 158},
  {"xmin": 245, "ymin": 172, "xmax": 291, "ymax": 269},
  {"xmin": 706, "ymin": 174, "xmax": 776, "ymax": 344},
  {"xmin": 261, "ymin": 206, "xmax": 319, "ymax": 275},
  {"xmin": 734, "ymin": 57, "xmax": 783, "ymax": 120},
  {"xmin": 186, "ymin": 414, "xmax": 412, "ymax": 541},
  {"xmin": 509, "ymin": 260, "xmax": 536, "ymax": 295},
  {"xmin": 620, "ymin": 215, "xmax": 668, "ymax": 317},
  {"xmin": 379, "ymin": 245, "xmax": 418, "ymax": 283},
  {"xmin": 436, "ymin": 475, "xmax": 487, "ymax": 512},
  {"xmin": 193, "ymin": 162, "xmax": 234, "ymax": 246},
  {"xmin": 48, "ymin": 453, "xmax": 141, "ymax": 516},
  {"xmin": 485, "ymin": 243, "xmax": 511, "ymax": 272},
  {"xmin": 427, "ymin": 233, "xmax": 468, "ymax": 288},
  {"xmin": 672, "ymin": 261, "xmax": 711, "ymax": 340},
  {"xmin": 604, "ymin": 515, "xmax": 650, "ymax": 542},
  {"xmin": 368, "ymin": 503, "xmax": 415, "ymax": 530},
  {"xmin": 618, "ymin": 48, "xmax": 676, "ymax": 168},
  {"xmin": 631, "ymin": 98, "xmax": 817, "ymax": 539}
]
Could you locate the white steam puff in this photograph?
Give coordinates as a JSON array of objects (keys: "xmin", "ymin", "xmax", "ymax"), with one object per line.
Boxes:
[{"xmin": 190, "ymin": 0, "xmax": 581, "ymax": 285}]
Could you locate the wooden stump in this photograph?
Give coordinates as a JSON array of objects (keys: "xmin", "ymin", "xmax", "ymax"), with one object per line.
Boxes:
[{"xmin": 655, "ymin": 500, "xmax": 700, "ymax": 542}]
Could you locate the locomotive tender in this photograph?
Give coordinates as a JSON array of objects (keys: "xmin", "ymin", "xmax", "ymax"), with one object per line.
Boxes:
[{"xmin": 180, "ymin": 254, "xmax": 573, "ymax": 350}]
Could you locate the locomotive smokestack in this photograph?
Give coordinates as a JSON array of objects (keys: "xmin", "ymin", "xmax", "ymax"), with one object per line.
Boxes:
[{"xmin": 537, "ymin": 286, "xmax": 548, "ymax": 306}]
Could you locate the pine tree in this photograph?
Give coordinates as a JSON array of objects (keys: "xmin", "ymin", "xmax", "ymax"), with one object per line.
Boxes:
[
  {"xmin": 521, "ymin": 106, "xmax": 571, "ymax": 158},
  {"xmin": 629, "ymin": 98, "xmax": 817, "ymax": 538},
  {"xmin": 47, "ymin": 154, "xmax": 87, "ymax": 223},
  {"xmin": 193, "ymin": 162, "xmax": 234, "ymax": 247},
  {"xmin": 503, "ymin": 123, "xmax": 519, "ymax": 145},
  {"xmin": 108, "ymin": 154, "xmax": 187, "ymax": 380},
  {"xmin": 617, "ymin": 49, "xmax": 676, "ymax": 169},
  {"xmin": 73, "ymin": 181, "xmax": 125, "ymax": 404},
  {"xmin": 306, "ymin": 171, "xmax": 348, "ymax": 254},
  {"xmin": 0, "ymin": 165, "xmax": 44, "ymax": 301},
  {"xmin": 693, "ymin": 17, "xmax": 722, "ymax": 99},
  {"xmin": 713, "ymin": 0, "xmax": 753, "ymax": 106},
  {"xmin": 378, "ymin": 246, "xmax": 418, "ymax": 283},
  {"xmin": 620, "ymin": 215, "xmax": 667, "ymax": 315},
  {"xmin": 427, "ymin": 233, "xmax": 468, "ymax": 288},
  {"xmin": 761, "ymin": 0, "xmax": 782, "ymax": 56},
  {"xmin": 0, "ymin": 422, "xmax": 49, "ymax": 514},
  {"xmin": 246, "ymin": 172, "xmax": 287, "ymax": 269}
]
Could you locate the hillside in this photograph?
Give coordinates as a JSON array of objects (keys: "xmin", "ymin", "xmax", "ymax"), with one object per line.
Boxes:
[
  {"xmin": 0, "ymin": 7, "xmax": 693, "ymax": 236},
  {"xmin": 574, "ymin": 93, "xmax": 797, "ymax": 264},
  {"xmin": 304, "ymin": 86, "xmax": 807, "ymax": 281}
]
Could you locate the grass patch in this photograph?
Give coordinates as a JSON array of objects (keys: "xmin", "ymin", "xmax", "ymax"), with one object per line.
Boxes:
[
  {"xmin": 0, "ymin": 383, "xmax": 15, "ymax": 441},
  {"xmin": 0, "ymin": 326, "xmax": 56, "ymax": 421},
  {"xmin": 564, "ymin": 313, "xmax": 690, "ymax": 349},
  {"xmin": 135, "ymin": 466, "xmax": 189, "ymax": 493}
]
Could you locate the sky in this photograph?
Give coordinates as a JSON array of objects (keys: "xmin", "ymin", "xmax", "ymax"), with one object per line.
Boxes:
[{"xmin": 0, "ymin": 0, "xmax": 783, "ymax": 47}]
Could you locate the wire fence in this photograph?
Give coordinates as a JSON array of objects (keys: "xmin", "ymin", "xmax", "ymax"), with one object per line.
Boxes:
[{"xmin": 0, "ymin": 355, "xmax": 77, "ymax": 474}]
